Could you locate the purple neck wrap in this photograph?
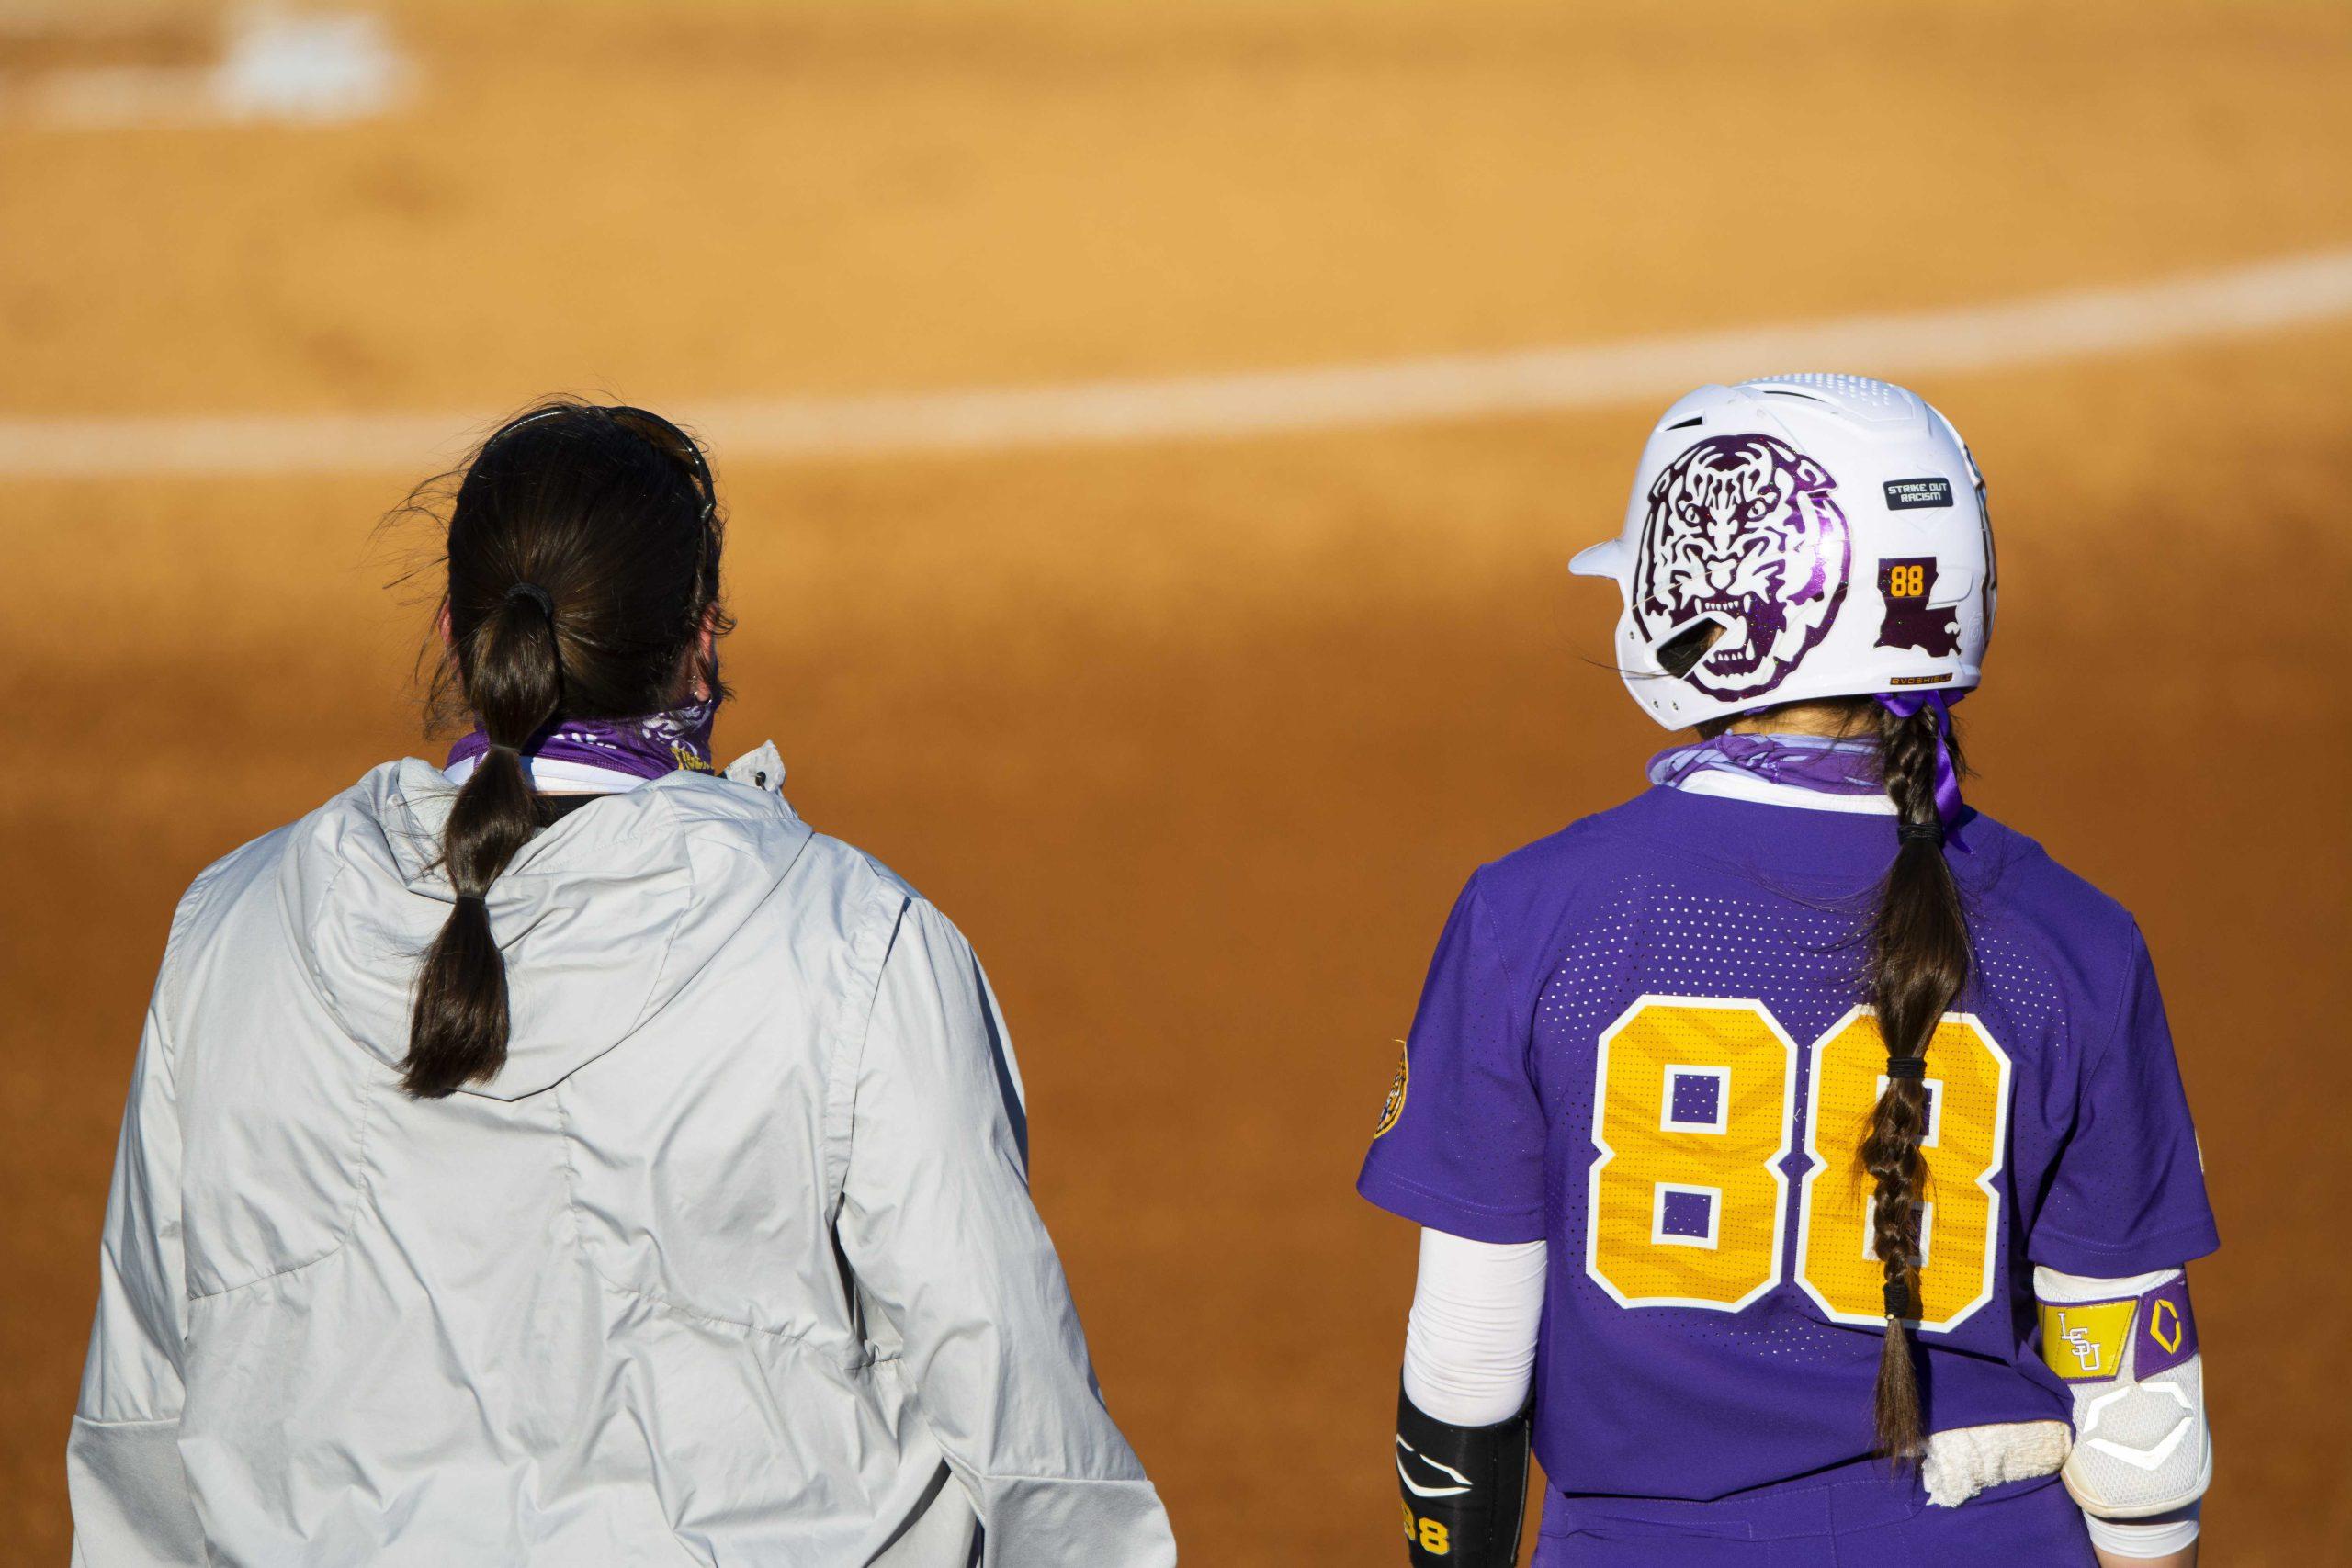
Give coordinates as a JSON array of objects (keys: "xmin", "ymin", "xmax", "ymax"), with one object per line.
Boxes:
[
  {"xmin": 1648, "ymin": 731, "xmax": 1883, "ymax": 796},
  {"xmin": 447, "ymin": 698, "xmax": 718, "ymax": 784},
  {"xmin": 1649, "ymin": 689, "xmax": 1968, "ymax": 831}
]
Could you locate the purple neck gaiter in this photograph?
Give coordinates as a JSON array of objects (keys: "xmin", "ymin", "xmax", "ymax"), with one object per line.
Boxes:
[
  {"xmin": 446, "ymin": 698, "xmax": 718, "ymax": 784},
  {"xmin": 1649, "ymin": 732, "xmax": 1884, "ymax": 797},
  {"xmin": 1650, "ymin": 691, "xmax": 1969, "ymax": 832}
]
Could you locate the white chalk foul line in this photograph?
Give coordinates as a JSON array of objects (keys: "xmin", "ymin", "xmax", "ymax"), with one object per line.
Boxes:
[
  {"xmin": 0, "ymin": 10, "xmax": 413, "ymax": 131},
  {"xmin": 6, "ymin": 246, "xmax": 2351, "ymax": 481}
]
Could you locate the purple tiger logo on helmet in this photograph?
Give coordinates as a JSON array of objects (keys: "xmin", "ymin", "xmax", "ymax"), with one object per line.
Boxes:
[{"xmin": 1633, "ymin": 433, "xmax": 1851, "ymax": 700}]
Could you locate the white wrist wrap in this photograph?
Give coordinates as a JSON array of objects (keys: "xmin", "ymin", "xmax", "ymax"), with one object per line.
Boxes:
[{"xmin": 1920, "ymin": 1420, "xmax": 2070, "ymax": 1507}]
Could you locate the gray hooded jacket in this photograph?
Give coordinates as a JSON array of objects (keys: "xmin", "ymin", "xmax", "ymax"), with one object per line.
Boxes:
[{"xmin": 68, "ymin": 753, "xmax": 1177, "ymax": 1566}]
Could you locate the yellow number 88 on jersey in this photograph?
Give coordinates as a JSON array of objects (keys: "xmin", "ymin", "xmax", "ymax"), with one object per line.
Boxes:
[{"xmin": 1584, "ymin": 996, "xmax": 2013, "ymax": 1330}]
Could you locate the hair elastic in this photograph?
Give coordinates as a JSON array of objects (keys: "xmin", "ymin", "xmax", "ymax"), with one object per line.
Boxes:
[
  {"xmin": 453, "ymin": 891, "xmax": 487, "ymax": 910},
  {"xmin": 504, "ymin": 581, "xmax": 557, "ymax": 621},
  {"xmin": 1884, "ymin": 1055, "xmax": 1929, "ymax": 1080},
  {"xmin": 1883, "ymin": 1280, "xmax": 1914, "ymax": 1320},
  {"xmin": 1896, "ymin": 819, "xmax": 1945, "ymax": 847}
]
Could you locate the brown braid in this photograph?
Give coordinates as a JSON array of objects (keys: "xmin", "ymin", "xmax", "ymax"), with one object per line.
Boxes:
[{"xmin": 1859, "ymin": 700, "xmax": 1972, "ymax": 1461}]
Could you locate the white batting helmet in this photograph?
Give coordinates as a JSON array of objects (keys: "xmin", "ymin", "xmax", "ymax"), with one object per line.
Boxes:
[{"xmin": 1572, "ymin": 373, "xmax": 1995, "ymax": 731}]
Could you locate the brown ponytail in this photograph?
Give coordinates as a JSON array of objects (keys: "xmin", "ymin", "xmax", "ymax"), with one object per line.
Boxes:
[
  {"xmin": 1860, "ymin": 700, "xmax": 1972, "ymax": 1461},
  {"xmin": 400, "ymin": 400, "xmax": 729, "ymax": 1099},
  {"xmin": 402, "ymin": 587, "xmax": 564, "ymax": 1096}
]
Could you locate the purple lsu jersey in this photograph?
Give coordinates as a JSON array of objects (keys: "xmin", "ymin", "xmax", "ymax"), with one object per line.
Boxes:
[{"xmin": 1358, "ymin": 786, "xmax": 2217, "ymax": 1500}]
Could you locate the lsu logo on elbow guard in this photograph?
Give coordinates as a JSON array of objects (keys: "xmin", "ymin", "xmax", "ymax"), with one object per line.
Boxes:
[{"xmin": 2039, "ymin": 1277, "xmax": 2199, "ymax": 1382}]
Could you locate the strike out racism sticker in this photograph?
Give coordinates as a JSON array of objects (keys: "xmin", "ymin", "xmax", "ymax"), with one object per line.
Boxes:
[
  {"xmin": 1883, "ymin": 477, "xmax": 1955, "ymax": 510},
  {"xmin": 1374, "ymin": 1043, "xmax": 1409, "ymax": 1138}
]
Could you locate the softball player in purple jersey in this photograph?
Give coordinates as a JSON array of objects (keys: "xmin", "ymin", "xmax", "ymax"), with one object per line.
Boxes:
[{"xmin": 1360, "ymin": 376, "xmax": 2216, "ymax": 1567}]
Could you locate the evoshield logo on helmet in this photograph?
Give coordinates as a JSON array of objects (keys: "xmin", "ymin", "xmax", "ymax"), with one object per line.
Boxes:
[{"xmin": 1632, "ymin": 434, "xmax": 1851, "ymax": 701}]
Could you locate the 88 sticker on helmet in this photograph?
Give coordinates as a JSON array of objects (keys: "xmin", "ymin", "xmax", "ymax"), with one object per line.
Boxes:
[{"xmin": 1571, "ymin": 374, "xmax": 1996, "ymax": 730}]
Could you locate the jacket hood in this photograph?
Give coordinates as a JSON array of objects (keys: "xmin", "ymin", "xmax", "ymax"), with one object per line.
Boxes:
[{"xmin": 286, "ymin": 755, "xmax": 809, "ymax": 1100}]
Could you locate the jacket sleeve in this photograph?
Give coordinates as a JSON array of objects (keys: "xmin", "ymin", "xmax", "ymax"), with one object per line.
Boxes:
[
  {"xmin": 836, "ymin": 898, "xmax": 1178, "ymax": 1567},
  {"xmin": 67, "ymin": 1002, "xmax": 208, "ymax": 1566}
]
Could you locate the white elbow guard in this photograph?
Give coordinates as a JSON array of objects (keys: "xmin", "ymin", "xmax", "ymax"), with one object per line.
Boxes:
[{"xmin": 2036, "ymin": 1267, "xmax": 2212, "ymax": 1520}]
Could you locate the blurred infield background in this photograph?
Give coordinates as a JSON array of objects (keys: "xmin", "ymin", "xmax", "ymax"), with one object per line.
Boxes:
[{"xmin": 4, "ymin": 1, "xmax": 2350, "ymax": 1561}]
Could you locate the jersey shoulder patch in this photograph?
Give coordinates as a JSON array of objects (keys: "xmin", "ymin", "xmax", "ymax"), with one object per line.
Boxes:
[{"xmin": 1374, "ymin": 1043, "xmax": 1409, "ymax": 1138}]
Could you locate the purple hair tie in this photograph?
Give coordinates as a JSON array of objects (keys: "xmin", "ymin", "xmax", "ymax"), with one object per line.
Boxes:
[{"xmin": 1873, "ymin": 690, "xmax": 1964, "ymax": 829}]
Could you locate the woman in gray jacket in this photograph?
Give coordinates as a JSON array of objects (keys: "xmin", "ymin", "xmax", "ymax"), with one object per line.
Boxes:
[{"xmin": 67, "ymin": 402, "xmax": 1177, "ymax": 1566}]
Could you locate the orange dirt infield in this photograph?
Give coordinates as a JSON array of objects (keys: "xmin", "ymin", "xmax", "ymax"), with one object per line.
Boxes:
[{"xmin": 4, "ymin": 2, "xmax": 2349, "ymax": 1562}]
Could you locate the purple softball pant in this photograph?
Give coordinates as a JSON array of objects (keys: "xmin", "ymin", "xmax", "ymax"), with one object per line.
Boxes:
[{"xmin": 1532, "ymin": 1461, "xmax": 2098, "ymax": 1568}]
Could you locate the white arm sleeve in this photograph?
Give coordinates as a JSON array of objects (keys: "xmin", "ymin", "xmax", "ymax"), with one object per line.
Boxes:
[
  {"xmin": 1401, "ymin": 1229, "xmax": 1547, "ymax": 1427},
  {"xmin": 2036, "ymin": 1267, "xmax": 2211, "ymax": 1540},
  {"xmin": 2085, "ymin": 1504, "xmax": 2201, "ymax": 1559}
]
